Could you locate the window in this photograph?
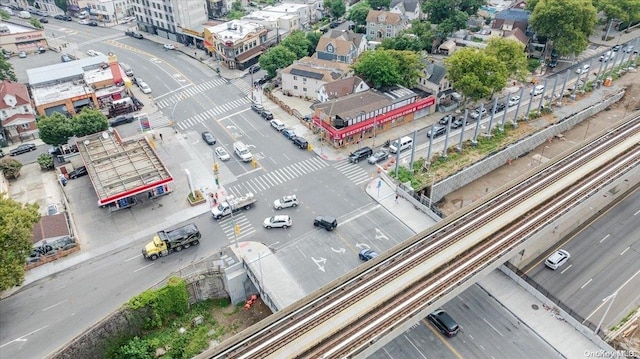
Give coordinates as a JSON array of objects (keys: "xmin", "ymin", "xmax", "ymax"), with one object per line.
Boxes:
[
  {"xmin": 1, "ymin": 110, "xmax": 6, "ymax": 117},
  {"xmin": 369, "ymin": 30, "xmax": 375, "ymax": 35},
  {"xmin": 303, "ymin": 87, "xmax": 307, "ymax": 92},
  {"xmin": 293, "ymin": 76, "xmax": 297, "ymax": 80},
  {"xmin": 302, "ymin": 78, "xmax": 307, "ymax": 83},
  {"xmin": 294, "ymin": 85, "xmax": 298, "ymax": 90},
  {"xmin": 23, "ymin": 106, "xmax": 29, "ymax": 112},
  {"xmin": 21, "ymin": 123, "xmax": 30, "ymax": 130},
  {"xmin": 327, "ymin": 44, "xmax": 334, "ymax": 53}
]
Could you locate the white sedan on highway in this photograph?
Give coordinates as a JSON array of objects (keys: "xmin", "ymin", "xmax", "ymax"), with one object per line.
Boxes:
[
  {"xmin": 575, "ymin": 64, "xmax": 590, "ymax": 74},
  {"xmin": 214, "ymin": 147, "xmax": 230, "ymax": 161},
  {"xmin": 86, "ymin": 50, "xmax": 103, "ymax": 57},
  {"xmin": 163, "ymin": 44, "xmax": 175, "ymax": 50}
]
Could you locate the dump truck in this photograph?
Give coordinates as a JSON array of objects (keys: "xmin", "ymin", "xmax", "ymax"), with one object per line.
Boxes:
[
  {"xmin": 142, "ymin": 223, "xmax": 201, "ymax": 260},
  {"xmin": 211, "ymin": 193, "xmax": 256, "ymax": 219}
]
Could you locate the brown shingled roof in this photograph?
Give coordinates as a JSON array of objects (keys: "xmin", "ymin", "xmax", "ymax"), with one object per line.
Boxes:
[
  {"xmin": 0, "ymin": 80, "xmax": 31, "ymax": 108},
  {"xmin": 316, "ymin": 36, "xmax": 356, "ymax": 57},
  {"xmin": 366, "ymin": 10, "xmax": 404, "ymax": 25},
  {"xmin": 32, "ymin": 213, "xmax": 70, "ymax": 244},
  {"xmin": 322, "ymin": 76, "xmax": 365, "ymax": 100},
  {"xmin": 313, "ymin": 90, "xmax": 391, "ymax": 119}
]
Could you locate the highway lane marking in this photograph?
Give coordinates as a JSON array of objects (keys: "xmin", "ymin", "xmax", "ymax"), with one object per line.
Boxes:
[
  {"xmin": 584, "ymin": 269, "xmax": 640, "ymax": 322},
  {"xmin": 42, "ymin": 300, "xmax": 68, "ymax": 312},
  {"xmin": 634, "ymin": 209, "xmax": 640, "ymax": 216},
  {"xmin": 581, "ymin": 278, "xmax": 592, "ymax": 289},
  {"xmin": 620, "ymin": 247, "xmax": 630, "ymax": 255},
  {"xmin": 421, "ymin": 319, "xmax": 464, "ymax": 359},
  {"xmin": 482, "ymin": 318, "xmax": 504, "ymax": 336},
  {"xmin": 134, "ymin": 262, "xmax": 155, "ymax": 272},
  {"xmin": 236, "ymin": 167, "xmax": 262, "ymax": 178},
  {"xmin": 403, "ymin": 334, "xmax": 428, "ymax": 359},
  {"xmin": 560, "ymin": 264, "xmax": 573, "ymax": 274},
  {"xmin": 154, "ymin": 83, "xmax": 193, "ymax": 100},
  {"xmin": 125, "ymin": 255, "xmax": 140, "ymax": 262},
  {"xmin": 0, "ymin": 325, "xmax": 49, "ymax": 349},
  {"xmin": 600, "ymin": 234, "xmax": 610, "ymax": 243}
]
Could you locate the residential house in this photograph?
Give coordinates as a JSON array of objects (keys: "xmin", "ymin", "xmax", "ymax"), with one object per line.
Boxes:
[
  {"xmin": 502, "ymin": 28, "xmax": 529, "ymax": 48},
  {"xmin": 317, "ymin": 76, "xmax": 369, "ymax": 102},
  {"xmin": 365, "ymin": 10, "xmax": 406, "ymax": 42},
  {"xmin": 492, "ymin": 8, "xmax": 530, "ymax": 35},
  {"xmin": 242, "ymin": 9, "xmax": 301, "ymax": 42},
  {"xmin": 281, "ymin": 57, "xmax": 351, "ymax": 99},
  {"xmin": 417, "ymin": 62, "xmax": 450, "ymax": 96},
  {"xmin": 315, "ymin": 30, "xmax": 367, "ymax": 64},
  {"xmin": 0, "ymin": 80, "xmax": 37, "ymax": 144},
  {"xmin": 390, "ymin": 0, "xmax": 422, "ymax": 21}
]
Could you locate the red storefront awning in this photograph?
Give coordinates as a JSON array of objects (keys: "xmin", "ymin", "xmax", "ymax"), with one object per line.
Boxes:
[
  {"xmin": 110, "ymin": 62, "xmax": 124, "ymax": 86},
  {"xmin": 313, "ymin": 96, "xmax": 436, "ymax": 140},
  {"xmin": 98, "ymin": 177, "xmax": 173, "ymax": 206}
]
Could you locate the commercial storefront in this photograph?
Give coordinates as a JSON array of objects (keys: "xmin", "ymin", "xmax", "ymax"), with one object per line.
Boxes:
[
  {"xmin": 313, "ymin": 96, "xmax": 436, "ymax": 148},
  {"xmin": 0, "ymin": 23, "xmax": 48, "ymax": 53}
]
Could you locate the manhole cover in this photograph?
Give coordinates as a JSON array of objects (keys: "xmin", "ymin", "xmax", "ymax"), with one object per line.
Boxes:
[{"xmin": 532, "ymin": 304, "xmax": 539, "ymax": 310}]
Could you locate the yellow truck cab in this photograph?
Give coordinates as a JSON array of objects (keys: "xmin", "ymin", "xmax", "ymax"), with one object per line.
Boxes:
[{"xmin": 142, "ymin": 223, "xmax": 201, "ymax": 260}]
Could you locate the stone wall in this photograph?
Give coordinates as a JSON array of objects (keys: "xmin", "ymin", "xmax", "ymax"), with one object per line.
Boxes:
[{"xmin": 431, "ymin": 90, "xmax": 626, "ymax": 202}]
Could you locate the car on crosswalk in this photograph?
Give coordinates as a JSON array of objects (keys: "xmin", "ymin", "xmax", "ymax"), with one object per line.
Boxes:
[
  {"xmin": 273, "ymin": 195, "xmax": 298, "ymax": 209},
  {"xmin": 263, "ymin": 215, "xmax": 292, "ymax": 229}
]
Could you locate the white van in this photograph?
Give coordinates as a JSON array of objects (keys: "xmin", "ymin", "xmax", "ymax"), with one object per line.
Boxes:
[
  {"xmin": 18, "ymin": 11, "xmax": 31, "ymax": 19},
  {"xmin": 120, "ymin": 62, "xmax": 134, "ymax": 77},
  {"xmin": 233, "ymin": 141, "xmax": 253, "ymax": 162},
  {"xmin": 78, "ymin": 10, "xmax": 88, "ymax": 19},
  {"xmin": 389, "ymin": 136, "xmax": 413, "ymax": 154}
]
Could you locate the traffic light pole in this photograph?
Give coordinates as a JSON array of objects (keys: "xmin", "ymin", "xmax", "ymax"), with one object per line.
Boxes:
[{"xmin": 213, "ymin": 158, "xmax": 239, "ymax": 248}]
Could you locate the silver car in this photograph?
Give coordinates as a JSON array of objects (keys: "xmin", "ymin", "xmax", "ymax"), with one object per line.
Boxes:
[{"xmin": 273, "ymin": 195, "xmax": 298, "ymax": 209}]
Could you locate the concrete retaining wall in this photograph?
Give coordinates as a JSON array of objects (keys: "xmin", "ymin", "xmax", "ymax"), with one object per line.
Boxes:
[{"xmin": 431, "ymin": 90, "xmax": 626, "ymax": 202}]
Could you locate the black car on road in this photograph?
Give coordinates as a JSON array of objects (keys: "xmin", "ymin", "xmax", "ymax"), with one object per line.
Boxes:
[
  {"xmin": 10, "ymin": 143, "xmax": 37, "ymax": 156},
  {"xmin": 427, "ymin": 125, "xmax": 446, "ymax": 138},
  {"xmin": 292, "ymin": 136, "xmax": 308, "ymax": 149},
  {"xmin": 109, "ymin": 114, "xmax": 135, "ymax": 127},
  {"xmin": 251, "ymin": 103, "xmax": 264, "ymax": 113},
  {"xmin": 201, "ymin": 131, "xmax": 216, "ymax": 145},
  {"xmin": 367, "ymin": 149, "xmax": 389, "ymax": 164},
  {"xmin": 260, "ymin": 110, "xmax": 274, "ymax": 120}
]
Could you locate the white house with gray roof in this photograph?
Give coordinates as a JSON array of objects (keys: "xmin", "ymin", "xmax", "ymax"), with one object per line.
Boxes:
[{"xmin": 390, "ymin": 0, "xmax": 422, "ymax": 21}]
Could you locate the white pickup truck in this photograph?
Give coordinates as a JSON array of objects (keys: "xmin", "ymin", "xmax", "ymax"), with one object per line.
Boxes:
[{"xmin": 211, "ymin": 193, "xmax": 256, "ymax": 219}]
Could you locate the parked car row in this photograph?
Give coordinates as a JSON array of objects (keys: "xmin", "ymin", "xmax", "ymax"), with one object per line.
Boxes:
[{"xmin": 124, "ymin": 30, "xmax": 144, "ymax": 39}]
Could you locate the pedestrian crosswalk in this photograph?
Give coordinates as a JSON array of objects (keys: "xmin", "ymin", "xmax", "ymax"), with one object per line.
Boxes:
[
  {"xmin": 227, "ymin": 157, "xmax": 329, "ymax": 197},
  {"xmin": 333, "ymin": 159, "xmax": 371, "ymax": 185},
  {"xmin": 230, "ymin": 78, "xmax": 251, "ymax": 94},
  {"xmin": 217, "ymin": 213, "xmax": 256, "ymax": 241},
  {"xmin": 77, "ymin": 34, "xmax": 128, "ymax": 48},
  {"xmin": 175, "ymin": 98, "xmax": 251, "ymax": 130},
  {"xmin": 155, "ymin": 78, "xmax": 228, "ymax": 109}
]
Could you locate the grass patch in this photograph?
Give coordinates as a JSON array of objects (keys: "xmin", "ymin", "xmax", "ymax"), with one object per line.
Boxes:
[{"xmin": 610, "ymin": 307, "xmax": 638, "ymax": 332}]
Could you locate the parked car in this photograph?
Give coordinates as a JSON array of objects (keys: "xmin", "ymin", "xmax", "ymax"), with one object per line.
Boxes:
[
  {"xmin": 201, "ymin": 131, "xmax": 216, "ymax": 145},
  {"xmin": 531, "ymin": 85, "xmax": 545, "ymax": 96},
  {"xmin": 508, "ymin": 96, "xmax": 520, "ymax": 107},
  {"xmin": 274, "ymin": 195, "xmax": 298, "ymax": 209},
  {"xmin": 348, "ymin": 146, "xmax": 373, "ymax": 163},
  {"xmin": 138, "ymin": 82, "xmax": 152, "ymax": 94},
  {"xmin": 78, "ymin": 19, "xmax": 89, "ymax": 25},
  {"xmin": 109, "ymin": 114, "xmax": 135, "ymax": 127},
  {"xmin": 163, "ymin": 43, "xmax": 175, "ymax": 50},
  {"xmin": 215, "ymin": 147, "xmax": 230, "ymax": 161},
  {"xmin": 47, "ymin": 203, "xmax": 59, "ymax": 216},
  {"xmin": 18, "ymin": 51, "xmax": 26, "ymax": 58},
  {"xmin": 251, "ymin": 103, "xmax": 264, "ymax": 113},
  {"xmin": 134, "ymin": 77, "xmax": 144, "ymax": 86},
  {"xmin": 60, "ymin": 53, "xmax": 73, "ymax": 62},
  {"xmin": 427, "ymin": 309, "xmax": 460, "ymax": 337},
  {"xmin": 469, "ymin": 107, "xmax": 487, "ymax": 119},
  {"xmin": 263, "ymin": 215, "xmax": 292, "ymax": 229},
  {"xmin": 10, "ymin": 143, "xmax": 37, "ymax": 156},
  {"xmin": 292, "ymin": 136, "xmax": 308, "ymax": 149},
  {"xmin": 545, "ymin": 249, "xmax": 570, "ymax": 270},
  {"xmin": 547, "ymin": 58, "xmax": 558, "ymax": 68},
  {"xmin": 37, "ymin": 46, "xmax": 46, "ymax": 53},
  {"xmin": 438, "ymin": 114, "xmax": 454, "ymax": 126},
  {"xmin": 260, "ymin": 110, "xmax": 274, "ymax": 120},
  {"xmin": 358, "ymin": 249, "xmax": 378, "ymax": 261},
  {"xmin": 427, "ymin": 125, "xmax": 446, "ymax": 138},
  {"xmin": 88, "ymin": 21, "xmax": 98, "ymax": 26},
  {"xmin": 38, "ymin": 17, "xmax": 48, "ymax": 23},
  {"xmin": 86, "ymin": 49, "xmax": 103, "ymax": 57},
  {"xmin": 270, "ymin": 119, "xmax": 286, "ymax": 131},
  {"xmin": 282, "ymin": 129, "xmax": 296, "ymax": 140},
  {"xmin": 367, "ymin": 149, "xmax": 389, "ymax": 164},
  {"xmin": 575, "ymin": 64, "xmax": 590, "ymax": 74},
  {"xmin": 69, "ymin": 166, "xmax": 88, "ymax": 179},
  {"xmin": 248, "ymin": 65, "xmax": 261, "ymax": 73},
  {"xmin": 599, "ymin": 50, "xmax": 612, "ymax": 62}
]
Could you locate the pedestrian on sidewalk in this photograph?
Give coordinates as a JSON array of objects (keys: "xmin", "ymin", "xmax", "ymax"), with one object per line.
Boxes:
[
  {"xmin": 159, "ymin": 133, "xmax": 163, "ymax": 141},
  {"xmin": 395, "ymin": 193, "xmax": 399, "ymax": 203}
]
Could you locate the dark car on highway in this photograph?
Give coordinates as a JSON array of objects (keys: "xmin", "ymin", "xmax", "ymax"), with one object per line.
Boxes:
[
  {"xmin": 39, "ymin": 17, "xmax": 48, "ymax": 23},
  {"xmin": 427, "ymin": 309, "xmax": 460, "ymax": 337},
  {"xmin": 109, "ymin": 114, "xmax": 135, "ymax": 127},
  {"xmin": 201, "ymin": 131, "xmax": 216, "ymax": 145},
  {"xmin": 359, "ymin": 249, "xmax": 378, "ymax": 261},
  {"xmin": 427, "ymin": 125, "xmax": 446, "ymax": 138},
  {"xmin": 69, "ymin": 166, "xmax": 88, "ymax": 179},
  {"xmin": 10, "ymin": 143, "xmax": 37, "ymax": 156}
]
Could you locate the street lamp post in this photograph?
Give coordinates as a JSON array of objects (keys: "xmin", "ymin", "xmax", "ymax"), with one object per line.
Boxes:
[{"xmin": 595, "ymin": 292, "xmax": 618, "ymax": 335}]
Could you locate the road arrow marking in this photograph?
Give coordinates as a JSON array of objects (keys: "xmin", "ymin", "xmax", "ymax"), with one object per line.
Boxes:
[
  {"xmin": 331, "ymin": 247, "xmax": 346, "ymax": 254},
  {"xmin": 355, "ymin": 243, "xmax": 370, "ymax": 249},
  {"xmin": 375, "ymin": 228, "xmax": 389, "ymax": 241},
  {"xmin": 311, "ymin": 257, "xmax": 326, "ymax": 272}
]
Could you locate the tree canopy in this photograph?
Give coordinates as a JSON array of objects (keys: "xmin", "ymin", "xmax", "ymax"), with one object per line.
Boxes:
[
  {"xmin": 368, "ymin": 0, "xmax": 390, "ymax": 9},
  {"xmin": 0, "ymin": 56, "xmax": 17, "ymax": 82},
  {"xmin": 306, "ymin": 31, "xmax": 322, "ymax": 55},
  {"xmin": 529, "ymin": 0, "xmax": 597, "ymax": 56},
  {"xmin": 227, "ymin": 1, "xmax": 244, "ymax": 19},
  {"xmin": 436, "ymin": 10, "xmax": 469, "ymax": 37},
  {"xmin": 353, "ymin": 49, "xmax": 423, "ymax": 88},
  {"xmin": 324, "ymin": 0, "xmax": 346, "ymax": 20},
  {"xmin": 0, "ymin": 194, "xmax": 40, "ymax": 291},
  {"xmin": 348, "ymin": 1, "xmax": 371, "ymax": 28},
  {"xmin": 381, "ymin": 20, "xmax": 435, "ymax": 52},
  {"xmin": 280, "ymin": 30, "xmax": 311, "ymax": 58},
  {"xmin": 38, "ymin": 109, "xmax": 108, "ymax": 145},
  {"xmin": 596, "ymin": 0, "xmax": 640, "ymax": 24},
  {"xmin": 444, "ymin": 48, "xmax": 509, "ymax": 100},
  {"xmin": 259, "ymin": 46, "xmax": 297, "ymax": 78},
  {"xmin": 484, "ymin": 38, "xmax": 529, "ymax": 81}
]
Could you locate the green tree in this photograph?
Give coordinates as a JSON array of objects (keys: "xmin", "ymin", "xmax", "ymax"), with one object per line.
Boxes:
[
  {"xmin": 406, "ymin": 19, "xmax": 435, "ymax": 51},
  {"xmin": 259, "ymin": 46, "xmax": 297, "ymax": 78},
  {"xmin": 444, "ymin": 48, "xmax": 509, "ymax": 100},
  {"xmin": 0, "ymin": 194, "xmax": 40, "ymax": 291},
  {"xmin": 380, "ymin": 35, "xmax": 424, "ymax": 51},
  {"xmin": 0, "ymin": 56, "xmax": 17, "ymax": 82},
  {"xmin": 348, "ymin": 1, "xmax": 371, "ymax": 27},
  {"xmin": 38, "ymin": 113, "xmax": 74, "ymax": 146},
  {"xmin": 389, "ymin": 50, "xmax": 424, "ymax": 88},
  {"xmin": 436, "ymin": 10, "xmax": 469, "ymax": 37},
  {"xmin": 0, "ymin": 10, "xmax": 10, "ymax": 20},
  {"xmin": 484, "ymin": 37, "xmax": 529, "ymax": 80},
  {"xmin": 29, "ymin": 18, "xmax": 43, "ymax": 29},
  {"xmin": 423, "ymin": 0, "xmax": 457, "ymax": 23},
  {"xmin": 369, "ymin": 0, "xmax": 391, "ymax": 9},
  {"xmin": 71, "ymin": 108, "xmax": 109, "ymax": 137},
  {"xmin": 281, "ymin": 30, "xmax": 311, "ymax": 58},
  {"xmin": 227, "ymin": 1, "xmax": 245, "ymax": 19},
  {"xmin": 458, "ymin": 0, "xmax": 487, "ymax": 15},
  {"xmin": 306, "ymin": 31, "xmax": 322, "ymax": 55},
  {"xmin": 324, "ymin": 0, "xmax": 346, "ymax": 19},
  {"xmin": 0, "ymin": 158, "xmax": 23, "ymax": 179},
  {"xmin": 353, "ymin": 49, "xmax": 402, "ymax": 88},
  {"xmin": 529, "ymin": 0, "xmax": 597, "ymax": 56},
  {"xmin": 54, "ymin": 0, "xmax": 68, "ymax": 12}
]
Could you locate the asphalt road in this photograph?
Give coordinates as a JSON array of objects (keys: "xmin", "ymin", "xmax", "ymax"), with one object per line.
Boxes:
[
  {"xmin": 527, "ymin": 188, "xmax": 640, "ymax": 331},
  {"xmin": 368, "ymin": 284, "xmax": 560, "ymax": 359}
]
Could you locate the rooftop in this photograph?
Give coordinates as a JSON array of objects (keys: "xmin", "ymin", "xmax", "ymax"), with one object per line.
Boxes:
[
  {"xmin": 26, "ymin": 55, "xmax": 110, "ymax": 86},
  {"xmin": 207, "ymin": 20, "xmax": 266, "ymax": 43},
  {"xmin": 313, "ymin": 90, "xmax": 391, "ymax": 119},
  {"xmin": 75, "ymin": 126, "xmax": 173, "ymax": 206},
  {"xmin": 263, "ymin": 3, "xmax": 309, "ymax": 12},
  {"xmin": 30, "ymin": 80, "xmax": 93, "ymax": 106},
  {"xmin": 0, "ymin": 21, "xmax": 40, "ymax": 34}
]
